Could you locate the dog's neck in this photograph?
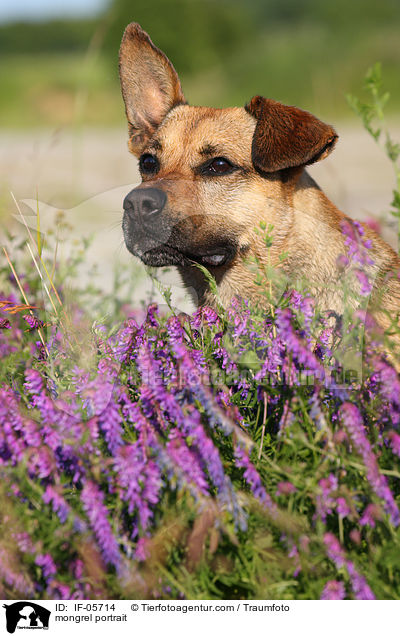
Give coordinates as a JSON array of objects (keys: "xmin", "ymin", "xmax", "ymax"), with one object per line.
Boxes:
[
  {"xmin": 178, "ymin": 169, "xmax": 400, "ymax": 313},
  {"xmin": 177, "ymin": 170, "xmax": 346, "ymax": 309}
]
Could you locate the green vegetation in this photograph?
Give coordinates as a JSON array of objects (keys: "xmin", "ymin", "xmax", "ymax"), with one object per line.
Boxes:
[
  {"xmin": 347, "ymin": 63, "xmax": 400, "ymax": 246},
  {"xmin": 1, "ymin": 65, "xmax": 400, "ymax": 601},
  {"xmin": 1, "ymin": 180, "xmax": 400, "ymax": 600}
]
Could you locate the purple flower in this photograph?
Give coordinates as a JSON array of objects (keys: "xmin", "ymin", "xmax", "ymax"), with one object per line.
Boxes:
[
  {"xmin": 315, "ymin": 473, "xmax": 338, "ymax": 522},
  {"xmin": 191, "ymin": 306, "xmax": 219, "ymax": 330},
  {"xmin": 340, "ymin": 402, "xmax": 400, "ymax": 526},
  {"xmin": 0, "ymin": 318, "xmax": 10, "ymax": 329},
  {"xmin": 82, "ymin": 377, "xmax": 114, "ymax": 417},
  {"xmin": 0, "ymin": 388, "xmax": 29, "ymax": 463},
  {"xmin": 167, "ymin": 316, "xmax": 249, "ymax": 443},
  {"xmin": 336, "ymin": 497, "xmax": 351, "ymax": 518},
  {"xmin": 388, "ymin": 431, "xmax": 400, "ymax": 458},
  {"xmin": 136, "ymin": 335, "xmax": 247, "ymax": 528},
  {"xmin": 35, "ymin": 553, "xmax": 57, "ymax": 582},
  {"xmin": 276, "ymin": 481, "xmax": 297, "ymax": 496},
  {"xmin": 287, "ymin": 543, "xmax": 301, "ymax": 577},
  {"xmin": 82, "ymin": 377, "xmax": 123, "ymax": 454},
  {"xmin": 114, "ymin": 318, "xmax": 139, "ymax": 363},
  {"xmin": 6, "ymin": 271, "xmax": 400, "ymax": 600},
  {"xmin": 81, "ymin": 480, "xmax": 120, "ymax": 570},
  {"xmin": 48, "ymin": 582, "xmax": 71, "ymax": 599},
  {"xmin": 234, "ymin": 444, "xmax": 277, "ymax": 514},
  {"xmin": 276, "ymin": 308, "xmax": 324, "ymax": 377},
  {"xmin": 30, "ymin": 446, "xmax": 55, "ymax": 478},
  {"xmin": 144, "ymin": 303, "xmax": 159, "ymax": 328},
  {"xmin": 309, "ymin": 392, "xmax": 328, "ymax": 430},
  {"xmin": 43, "ymin": 485, "xmax": 70, "ymax": 523},
  {"xmin": 23, "ymin": 314, "xmax": 44, "ymax": 330},
  {"xmin": 0, "ymin": 548, "xmax": 34, "ymax": 596},
  {"xmin": 21, "ymin": 418, "xmax": 41, "ymax": 447},
  {"xmin": 341, "ymin": 219, "xmax": 374, "ymax": 267},
  {"xmin": 24, "ymin": 368, "xmax": 44, "ymax": 394},
  {"xmin": 98, "ymin": 357, "xmax": 119, "ymax": 378},
  {"xmin": 314, "ymin": 327, "xmax": 333, "ymax": 360},
  {"xmin": 13, "ymin": 532, "xmax": 33, "ymax": 553},
  {"xmin": 319, "ymin": 473, "xmax": 338, "ymax": 497},
  {"xmin": 346, "ymin": 560, "xmax": 376, "ymax": 600},
  {"xmin": 321, "ymin": 580, "xmax": 346, "ymax": 600},
  {"xmin": 255, "ymin": 334, "xmax": 284, "ymax": 381},
  {"xmin": 372, "ymin": 359, "xmax": 400, "ymax": 426},
  {"xmin": 114, "ymin": 442, "xmax": 163, "ymax": 536},
  {"xmin": 355, "ymin": 270, "xmax": 373, "ymax": 296},
  {"xmin": 360, "ymin": 503, "xmax": 382, "ymax": 528},
  {"xmin": 323, "ymin": 533, "xmax": 375, "ymax": 599},
  {"xmin": 340, "ymin": 219, "xmax": 374, "ymax": 297},
  {"xmin": 287, "ymin": 289, "xmax": 315, "ymax": 333},
  {"xmin": 71, "ymin": 367, "xmax": 90, "ymax": 393},
  {"xmin": 134, "ymin": 537, "xmax": 149, "ymax": 561},
  {"xmin": 212, "ymin": 331, "xmax": 238, "ymax": 374},
  {"xmin": 350, "ymin": 529, "xmax": 361, "ymax": 545},
  {"xmin": 34, "ymin": 340, "xmax": 46, "ymax": 360},
  {"xmin": 98, "ymin": 398, "xmax": 123, "ymax": 455},
  {"xmin": 166, "ymin": 430, "xmax": 209, "ymax": 495}
]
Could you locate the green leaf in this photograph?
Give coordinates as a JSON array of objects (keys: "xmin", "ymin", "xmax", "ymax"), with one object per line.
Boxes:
[
  {"xmin": 237, "ymin": 350, "xmax": 262, "ymax": 372},
  {"xmin": 364, "ymin": 62, "xmax": 382, "ymax": 91},
  {"xmin": 385, "ymin": 135, "xmax": 400, "ymax": 163}
]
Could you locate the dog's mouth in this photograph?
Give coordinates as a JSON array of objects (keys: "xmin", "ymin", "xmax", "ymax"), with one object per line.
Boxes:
[
  {"xmin": 137, "ymin": 244, "xmax": 235, "ymax": 268},
  {"xmin": 122, "ymin": 209, "xmax": 238, "ymax": 268}
]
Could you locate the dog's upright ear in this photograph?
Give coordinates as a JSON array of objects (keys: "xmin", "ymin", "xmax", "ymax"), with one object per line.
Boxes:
[
  {"xmin": 245, "ymin": 96, "xmax": 338, "ymax": 174},
  {"xmin": 119, "ymin": 23, "xmax": 186, "ymax": 156}
]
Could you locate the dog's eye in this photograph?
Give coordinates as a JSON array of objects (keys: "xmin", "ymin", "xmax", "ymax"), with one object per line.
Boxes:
[
  {"xmin": 139, "ymin": 153, "xmax": 159, "ymax": 174},
  {"xmin": 206, "ymin": 157, "xmax": 234, "ymax": 175}
]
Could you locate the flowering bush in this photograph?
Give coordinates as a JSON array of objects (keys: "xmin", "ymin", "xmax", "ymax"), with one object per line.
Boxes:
[
  {"xmin": 1, "ymin": 67, "xmax": 400, "ymax": 599},
  {"xmin": 1, "ymin": 213, "xmax": 400, "ymax": 601}
]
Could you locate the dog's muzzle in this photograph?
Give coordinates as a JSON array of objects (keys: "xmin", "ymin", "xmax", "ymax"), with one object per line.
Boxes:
[
  {"xmin": 122, "ymin": 186, "xmax": 238, "ymax": 269},
  {"xmin": 122, "ymin": 186, "xmax": 182, "ymax": 266}
]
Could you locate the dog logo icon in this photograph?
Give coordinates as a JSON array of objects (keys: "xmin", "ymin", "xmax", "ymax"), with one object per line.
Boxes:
[{"xmin": 3, "ymin": 602, "xmax": 51, "ymax": 633}]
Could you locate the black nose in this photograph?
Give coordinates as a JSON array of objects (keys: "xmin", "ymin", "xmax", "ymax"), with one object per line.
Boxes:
[{"xmin": 123, "ymin": 187, "xmax": 167, "ymax": 220}]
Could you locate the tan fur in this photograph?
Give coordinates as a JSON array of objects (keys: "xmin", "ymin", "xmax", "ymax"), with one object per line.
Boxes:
[{"xmin": 119, "ymin": 23, "xmax": 400, "ymax": 364}]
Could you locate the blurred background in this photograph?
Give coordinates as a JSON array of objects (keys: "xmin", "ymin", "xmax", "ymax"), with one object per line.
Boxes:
[
  {"xmin": 1, "ymin": 0, "xmax": 400, "ymax": 306},
  {"xmin": 2, "ymin": 0, "xmax": 400, "ymax": 126}
]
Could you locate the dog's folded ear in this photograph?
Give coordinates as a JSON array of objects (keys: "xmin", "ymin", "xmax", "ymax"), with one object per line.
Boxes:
[
  {"xmin": 119, "ymin": 23, "xmax": 186, "ymax": 156},
  {"xmin": 245, "ymin": 96, "xmax": 338, "ymax": 173}
]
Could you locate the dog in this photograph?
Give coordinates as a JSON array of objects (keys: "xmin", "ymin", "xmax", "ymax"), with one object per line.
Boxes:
[{"xmin": 119, "ymin": 22, "xmax": 400, "ymax": 361}]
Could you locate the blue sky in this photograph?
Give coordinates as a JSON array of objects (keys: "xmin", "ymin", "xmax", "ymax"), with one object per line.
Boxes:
[{"xmin": 0, "ymin": 0, "xmax": 108, "ymax": 23}]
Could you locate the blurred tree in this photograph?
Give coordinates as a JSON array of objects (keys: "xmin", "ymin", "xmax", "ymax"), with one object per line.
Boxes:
[
  {"xmin": 1, "ymin": 0, "xmax": 398, "ymax": 67},
  {"xmin": 103, "ymin": 0, "xmax": 254, "ymax": 73},
  {"xmin": 1, "ymin": 0, "xmax": 399, "ymax": 126},
  {"xmin": 248, "ymin": 0, "xmax": 400, "ymax": 26},
  {"xmin": 0, "ymin": 19, "xmax": 98, "ymax": 54}
]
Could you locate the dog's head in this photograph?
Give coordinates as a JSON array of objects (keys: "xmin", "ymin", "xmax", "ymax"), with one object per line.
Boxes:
[{"xmin": 119, "ymin": 23, "xmax": 337, "ymax": 272}]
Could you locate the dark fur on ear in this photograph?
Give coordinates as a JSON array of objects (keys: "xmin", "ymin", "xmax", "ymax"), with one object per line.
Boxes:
[
  {"xmin": 245, "ymin": 96, "xmax": 338, "ymax": 173},
  {"xmin": 119, "ymin": 23, "xmax": 186, "ymax": 156}
]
